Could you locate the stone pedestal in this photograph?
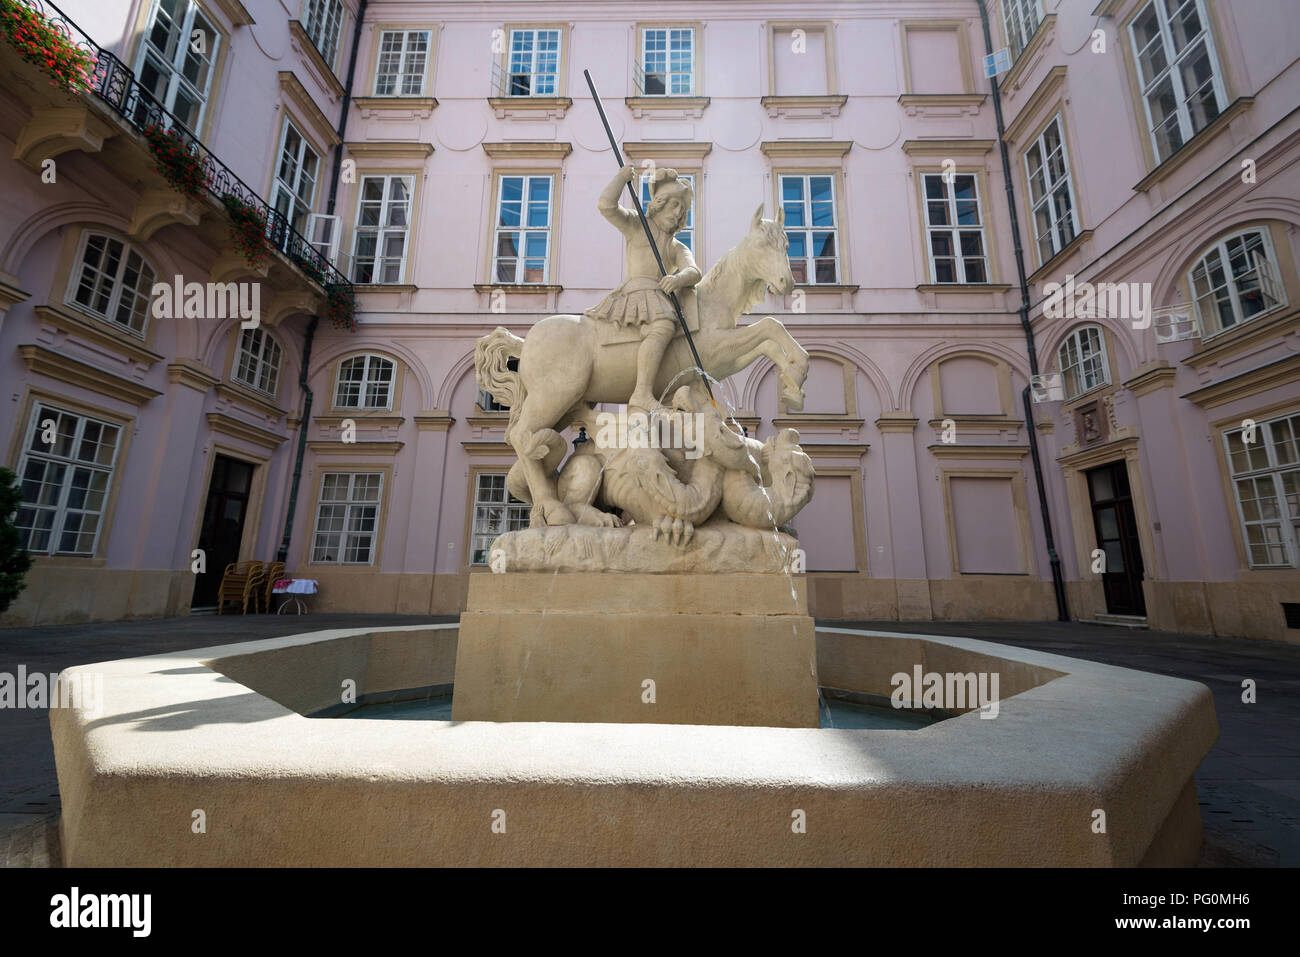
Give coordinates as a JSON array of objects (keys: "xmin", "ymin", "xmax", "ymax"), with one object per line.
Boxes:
[{"xmin": 452, "ymin": 573, "xmax": 819, "ymax": 727}]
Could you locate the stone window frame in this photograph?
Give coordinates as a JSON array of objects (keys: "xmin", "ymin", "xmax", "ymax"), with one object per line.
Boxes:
[
  {"xmin": 5, "ymin": 389, "xmax": 136, "ymax": 564},
  {"xmin": 898, "ymin": 19, "xmax": 976, "ymax": 95},
  {"xmin": 635, "ymin": 23, "xmax": 699, "ymax": 97},
  {"xmin": 330, "ymin": 352, "xmax": 402, "ymax": 412},
  {"xmin": 229, "ymin": 326, "xmax": 284, "ymax": 399},
  {"xmin": 62, "ymin": 229, "xmax": 159, "ymax": 340},
  {"xmin": 301, "ymin": 0, "xmax": 347, "ymax": 70},
  {"xmin": 497, "ymin": 23, "xmax": 568, "ymax": 97},
  {"xmin": 1185, "ymin": 226, "xmax": 1288, "ymax": 340},
  {"xmin": 347, "ymin": 172, "xmax": 419, "ymax": 286},
  {"xmin": 940, "ymin": 467, "xmax": 1035, "ymax": 576},
  {"xmin": 368, "ymin": 25, "xmax": 436, "ymax": 97},
  {"xmin": 305, "ymin": 467, "xmax": 390, "ymax": 566},
  {"xmin": 1220, "ymin": 410, "xmax": 1300, "ymax": 569},
  {"xmin": 1056, "ymin": 325, "xmax": 1112, "ymax": 401},
  {"xmin": 1023, "ymin": 113, "xmax": 1082, "ymax": 269},
  {"xmin": 487, "ymin": 170, "xmax": 558, "ymax": 286},
  {"xmin": 918, "ymin": 170, "xmax": 993, "ymax": 286},
  {"xmin": 769, "ymin": 164, "xmax": 851, "ymax": 288},
  {"xmin": 764, "ymin": 20, "xmax": 838, "ymax": 97},
  {"xmin": 128, "ymin": 0, "xmax": 233, "ymax": 140}
]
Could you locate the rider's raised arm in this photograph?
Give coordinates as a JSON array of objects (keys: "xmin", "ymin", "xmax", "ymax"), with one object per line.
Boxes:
[{"xmin": 598, "ymin": 167, "xmax": 641, "ymax": 236}]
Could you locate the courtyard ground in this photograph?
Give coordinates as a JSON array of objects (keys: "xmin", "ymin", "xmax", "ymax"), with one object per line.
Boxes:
[{"xmin": 1, "ymin": 613, "xmax": 1296, "ymax": 867}]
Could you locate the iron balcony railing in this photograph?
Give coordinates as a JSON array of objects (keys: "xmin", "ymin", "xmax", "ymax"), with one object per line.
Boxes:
[{"xmin": 18, "ymin": 0, "xmax": 350, "ymax": 292}]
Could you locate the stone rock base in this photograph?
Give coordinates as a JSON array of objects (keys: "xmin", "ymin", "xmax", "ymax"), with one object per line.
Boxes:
[
  {"xmin": 487, "ymin": 521, "xmax": 802, "ymax": 574},
  {"xmin": 451, "ymin": 573, "xmax": 819, "ymax": 727}
]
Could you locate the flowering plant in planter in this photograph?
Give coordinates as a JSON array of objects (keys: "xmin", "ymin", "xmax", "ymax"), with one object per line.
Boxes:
[
  {"xmin": 290, "ymin": 251, "xmax": 329, "ymax": 287},
  {"xmin": 0, "ymin": 0, "xmax": 97, "ymax": 95},
  {"xmin": 325, "ymin": 284, "xmax": 356, "ymax": 331},
  {"xmin": 221, "ymin": 194, "xmax": 268, "ymax": 271},
  {"xmin": 143, "ymin": 124, "xmax": 207, "ymax": 200}
]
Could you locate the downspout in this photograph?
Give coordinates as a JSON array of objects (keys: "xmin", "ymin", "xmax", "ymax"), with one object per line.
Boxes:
[
  {"xmin": 975, "ymin": 0, "xmax": 1069, "ymax": 620},
  {"xmin": 277, "ymin": 0, "xmax": 369, "ymax": 564}
]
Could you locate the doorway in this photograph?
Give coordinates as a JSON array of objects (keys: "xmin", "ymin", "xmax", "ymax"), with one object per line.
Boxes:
[
  {"xmin": 1085, "ymin": 460, "xmax": 1146, "ymax": 616},
  {"xmin": 191, "ymin": 454, "xmax": 255, "ymax": 607}
]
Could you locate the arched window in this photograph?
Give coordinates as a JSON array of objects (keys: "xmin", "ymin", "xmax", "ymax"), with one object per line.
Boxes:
[
  {"xmin": 232, "ymin": 328, "xmax": 283, "ymax": 397},
  {"xmin": 1189, "ymin": 228, "xmax": 1285, "ymax": 336},
  {"xmin": 1056, "ymin": 326, "xmax": 1109, "ymax": 400},
  {"xmin": 66, "ymin": 232, "xmax": 157, "ymax": 336},
  {"xmin": 334, "ymin": 354, "xmax": 395, "ymax": 409}
]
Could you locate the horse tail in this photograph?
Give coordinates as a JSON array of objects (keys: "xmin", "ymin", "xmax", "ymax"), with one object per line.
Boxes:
[{"xmin": 475, "ymin": 327, "xmax": 524, "ymax": 408}]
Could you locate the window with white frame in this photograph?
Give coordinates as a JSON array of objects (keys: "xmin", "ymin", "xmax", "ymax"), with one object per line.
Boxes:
[
  {"xmin": 1224, "ymin": 412, "xmax": 1300, "ymax": 568},
  {"xmin": 67, "ymin": 233, "xmax": 157, "ymax": 336},
  {"xmin": 232, "ymin": 327, "xmax": 282, "ymax": 397},
  {"xmin": 780, "ymin": 174, "xmax": 838, "ymax": 285},
  {"xmin": 640, "ymin": 172, "xmax": 695, "ymax": 251},
  {"xmin": 374, "ymin": 29, "xmax": 430, "ymax": 96},
  {"xmin": 640, "ymin": 27, "xmax": 694, "ymax": 95},
  {"xmin": 135, "ymin": 0, "xmax": 220, "ymax": 132},
  {"xmin": 470, "ymin": 473, "xmax": 530, "ymax": 565},
  {"xmin": 1128, "ymin": 0, "xmax": 1227, "ymax": 164},
  {"xmin": 14, "ymin": 403, "xmax": 122, "ymax": 556},
  {"xmin": 1056, "ymin": 326, "xmax": 1110, "ymax": 399},
  {"xmin": 301, "ymin": 0, "xmax": 345, "ymax": 66},
  {"xmin": 1002, "ymin": 0, "xmax": 1043, "ymax": 60},
  {"xmin": 351, "ymin": 175, "xmax": 413, "ymax": 284},
  {"xmin": 271, "ymin": 120, "xmax": 320, "ymax": 241},
  {"xmin": 923, "ymin": 173, "xmax": 988, "ymax": 284},
  {"xmin": 334, "ymin": 354, "xmax": 395, "ymax": 409},
  {"xmin": 1025, "ymin": 116, "xmax": 1079, "ymax": 265},
  {"xmin": 311, "ymin": 472, "xmax": 383, "ymax": 564},
  {"xmin": 1189, "ymin": 228, "xmax": 1285, "ymax": 336},
  {"xmin": 492, "ymin": 175, "xmax": 553, "ymax": 284},
  {"xmin": 507, "ymin": 28, "xmax": 560, "ymax": 96}
]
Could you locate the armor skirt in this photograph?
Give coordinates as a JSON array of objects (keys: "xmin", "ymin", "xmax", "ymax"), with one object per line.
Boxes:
[{"xmin": 584, "ymin": 275, "xmax": 675, "ymax": 327}]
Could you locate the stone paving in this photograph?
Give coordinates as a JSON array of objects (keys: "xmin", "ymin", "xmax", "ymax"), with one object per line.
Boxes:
[{"xmin": 2, "ymin": 612, "xmax": 1296, "ymax": 866}]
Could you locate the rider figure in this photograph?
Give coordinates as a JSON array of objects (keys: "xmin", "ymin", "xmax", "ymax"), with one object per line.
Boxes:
[{"xmin": 585, "ymin": 165, "xmax": 700, "ymax": 415}]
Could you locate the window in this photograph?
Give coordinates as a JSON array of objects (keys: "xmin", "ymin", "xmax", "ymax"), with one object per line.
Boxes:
[
  {"xmin": 492, "ymin": 175, "xmax": 553, "ymax": 284},
  {"xmin": 780, "ymin": 174, "xmax": 838, "ymax": 284},
  {"xmin": 1026, "ymin": 116, "xmax": 1079, "ymax": 265},
  {"xmin": 232, "ymin": 327, "xmax": 283, "ymax": 397},
  {"xmin": 924, "ymin": 173, "xmax": 988, "ymax": 284},
  {"xmin": 302, "ymin": 0, "xmax": 345, "ymax": 66},
  {"xmin": 477, "ymin": 388, "xmax": 508, "ymax": 412},
  {"xmin": 374, "ymin": 29, "xmax": 430, "ymax": 96},
  {"xmin": 471, "ymin": 473, "xmax": 529, "ymax": 565},
  {"xmin": 1128, "ymin": 0, "xmax": 1227, "ymax": 164},
  {"xmin": 14, "ymin": 404, "xmax": 121, "ymax": 556},
  {"xmin": 507, "ymin": 28, "xmax": 560, "ymax": 96},
  {"xmin": 351, "ymin": 175, "xmax": 413, "ymax": 284},
  {"xmin": 136, "ymin": 0, "xmax": 220, "ymax": 132},
  {"xmin": 1224, "ymin": 412, "xmax": 1300, "ymax": 567},
  {"xmin": 640, "ymin": 172, "xmax": 695, "ymax": 251},
  {"xmin": 1056, "ymin": 326, "xmax": 1110, "ymax": 399},
  {"xmin": 639, "ymin": 27, "xmax": 694, "ymax": 95},
  {"xmin": 1189, "ymin": 228, "xmax": 1285, "ymax": 336},
  {"xmin": 311, "ymin": 472, "xmax": 383, "ymax": 564},
  {"xmin": 1002, "ymin": 0, "xmax": 1043, "ymax": 60},
  {"xmin": 271, "ymin": 120, "xmax": 320, "ymax": 241},
  {"xmin": 334, "ymin": 355, "xmax": 395, "ymax": 409},
  {"xmin": 67, "ymin": 233, "xmax": 156, "ymax": 336}
]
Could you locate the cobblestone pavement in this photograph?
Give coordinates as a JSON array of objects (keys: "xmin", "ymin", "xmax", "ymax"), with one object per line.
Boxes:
[{"xmin": 2, "ymin": 613, "xmax": 1296, "ymax": 866}]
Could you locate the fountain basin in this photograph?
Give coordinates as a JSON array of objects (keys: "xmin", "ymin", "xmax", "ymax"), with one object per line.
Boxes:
[{"xmin": 49, "ymin": 623, "xmax": 1217, "ymax": 866}]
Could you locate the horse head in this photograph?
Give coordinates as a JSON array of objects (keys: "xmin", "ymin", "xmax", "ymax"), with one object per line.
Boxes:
[{"xmin": 743, "ymin": 204, "xmax": 796, "ymax": 297}]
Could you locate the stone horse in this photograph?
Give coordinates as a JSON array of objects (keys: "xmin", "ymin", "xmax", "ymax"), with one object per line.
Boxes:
[{"xmin": 476, "ymin": 205, "xmax": 810, "ymax": 525}]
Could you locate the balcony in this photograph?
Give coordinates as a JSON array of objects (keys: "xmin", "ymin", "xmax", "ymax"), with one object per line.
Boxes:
[{"xmin": 0, "ymin": 0, "xmax": 352, "ymax": 321}]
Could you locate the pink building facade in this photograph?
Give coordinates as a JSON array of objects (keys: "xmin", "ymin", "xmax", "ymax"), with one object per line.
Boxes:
[{"xmin": 1, "ymin": 0, "xmax": 1297, "ymax": 641}]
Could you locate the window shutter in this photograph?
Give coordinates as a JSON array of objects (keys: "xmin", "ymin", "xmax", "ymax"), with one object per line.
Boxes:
[{"xmin": 306, "ymin": 213, "xmax": 342, "ymax": 265}]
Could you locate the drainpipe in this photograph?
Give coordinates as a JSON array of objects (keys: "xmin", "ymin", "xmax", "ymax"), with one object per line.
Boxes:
[
  {"xmin": 975, "ymin": 0, "xmax": 1069, "ymax": 620},
  {"xmin": 277, "ymin": 0, "xmax": 369, "ymax": 564}
]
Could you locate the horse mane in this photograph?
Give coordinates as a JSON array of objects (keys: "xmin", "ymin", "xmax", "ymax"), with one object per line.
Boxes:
[{"xmin": 699, "ymin": 238, "xmax": 769, "ymax": 317}]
